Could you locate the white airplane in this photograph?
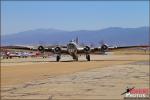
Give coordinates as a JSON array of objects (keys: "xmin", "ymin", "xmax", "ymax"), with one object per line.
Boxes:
[{"xmin": 38, "ymin": 41, "xmax": 108, "ymax": 62}]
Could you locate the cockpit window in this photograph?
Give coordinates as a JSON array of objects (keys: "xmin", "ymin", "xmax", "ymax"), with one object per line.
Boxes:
[
  {"xmin": 68, "ymin": 44, "xmax": 75, "ymax": 49},
  {"xmin": 67, "ymin": 43, "xmax": 77, "ymax": 53}
]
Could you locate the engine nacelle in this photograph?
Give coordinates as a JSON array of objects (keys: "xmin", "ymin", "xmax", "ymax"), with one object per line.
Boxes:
[
  {"xmin": 54, "ymin": 47, "xmax": 61, "ymax": 54},
  {"xmin": 38, "ymin": 46, "xmax": 45, "ymax": 53},
  {"xmin": 84, "ymin": 46, "xmax": 91, "ymax": 53},
  {"xmin": 101, "ymin": 44, "xmax": 108, "ymax": 52}
]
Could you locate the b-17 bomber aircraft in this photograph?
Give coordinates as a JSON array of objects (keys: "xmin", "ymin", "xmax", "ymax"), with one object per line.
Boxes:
[
  {"xmin": 2, "ymin": 42, "xmax": 149, "ymax": 61},
  {"xmin": 38, "ymin": 41, "xmax": 108, "ymax": 62}
]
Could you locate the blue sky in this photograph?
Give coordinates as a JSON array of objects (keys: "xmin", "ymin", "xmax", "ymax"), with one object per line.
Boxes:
[{"xmin": 1, "ymin": 1, "xmax": 149, "ymax": 35}]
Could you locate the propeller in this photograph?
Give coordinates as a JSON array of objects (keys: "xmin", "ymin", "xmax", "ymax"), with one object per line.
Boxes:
[
  {"xmin": 54, "ymin": 47, "xmax": 61, "ymax": 54},
  {"xmin": 101, "ymin": 44, "xmax": 108, "ymax": 51},
  {"xmin": 84, "ymin": 46, "xmax": 91, "ymax": 53},
  {"xmin": 38, "ymin": 46, "xmax": 45, "ymax": 53}
]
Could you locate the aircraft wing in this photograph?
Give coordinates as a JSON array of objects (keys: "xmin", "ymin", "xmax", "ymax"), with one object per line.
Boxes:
[
  {"xmin": 77, "ymin": 44, "xmax": 109, "ymax": 54},
  {"xmin": 38, "ymin": 44, "xmax": 109, "ymax": 55},
  {"xmin": 1, "ymin": 45, "xmax": 32, "ymax": 50},
  {"xmin": 108, "ymin": 45, "xmax": 150, "ymax": 51},
  {"xmin": 38, "ymin": 46, "xmax": 69, "ymax": 54}
]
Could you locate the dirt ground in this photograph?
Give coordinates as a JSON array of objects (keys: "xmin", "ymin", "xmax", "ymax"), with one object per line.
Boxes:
[{"xmin": 1, "ymin": 54, "xmax": 149, "ymax": 99}]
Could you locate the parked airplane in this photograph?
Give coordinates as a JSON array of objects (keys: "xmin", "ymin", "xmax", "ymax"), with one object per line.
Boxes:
[
  {"xmin": 38, "ymin": 41, "xmax": 108, "ymax": 61},
  {"xmin": 1, "ymin": 51, "xmax": 40, "ymax": 59}
]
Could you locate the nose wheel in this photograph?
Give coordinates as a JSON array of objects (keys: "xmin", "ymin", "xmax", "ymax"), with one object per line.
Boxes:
[{"xmin": 86, "ymin": 54, "xmax": 90, "ymax": 61}]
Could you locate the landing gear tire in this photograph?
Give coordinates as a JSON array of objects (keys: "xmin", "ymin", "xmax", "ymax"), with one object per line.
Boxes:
[
  {"xmin": 86, "ymin": 54, "xmax": 90, "ymax": 61},
  {"xmin": 56, "ymin": 55, "xmax": 60, "ymax": 62},
  {"xmin": 75, "ymin": 56, "xmax": 78, "ymax": 61}
]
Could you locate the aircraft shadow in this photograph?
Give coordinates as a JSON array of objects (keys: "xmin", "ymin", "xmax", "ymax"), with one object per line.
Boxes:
[
  {"xmin": 53, "ymin": 59, "xmax": 136, "ymax": 62},
  {"xmin": 2, "ymin": 59, "xmax": 136, "ymax": 63}
]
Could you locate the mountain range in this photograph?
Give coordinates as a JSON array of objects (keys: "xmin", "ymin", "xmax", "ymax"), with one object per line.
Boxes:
[{"xmin": 1, "ymin": 27, "xmax": 149, "ymax": 46}]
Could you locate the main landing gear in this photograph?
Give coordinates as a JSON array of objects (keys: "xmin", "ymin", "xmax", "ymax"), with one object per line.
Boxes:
[
  {"xmin": 86, "ymin": 54, "xmax": 90, "ymax": 61},
  {"xmin": 56, "ymin": 54, "xmax": 61, "ymax": 62}
]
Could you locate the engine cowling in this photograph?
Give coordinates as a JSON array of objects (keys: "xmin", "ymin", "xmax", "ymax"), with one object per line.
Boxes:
[
  {"xmin": 101, "ymin": 44, "xmax": 108, "ymax": 52},
  {"xmin": 84, "ymin": 46, "xmax": 91, "ymax": 53},
  {"xmin": 38, "ymin": 46, "xmax": 45, "ymax": 53},
  {"xmin": 54, "ymin": 47, "xmax": 61, "ymax": 54}
]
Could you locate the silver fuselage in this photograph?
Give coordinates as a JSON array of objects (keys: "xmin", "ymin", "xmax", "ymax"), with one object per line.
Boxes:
[{"xmin": 67, "ymin": 42, "xmax": 78, "ymax": 55}]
